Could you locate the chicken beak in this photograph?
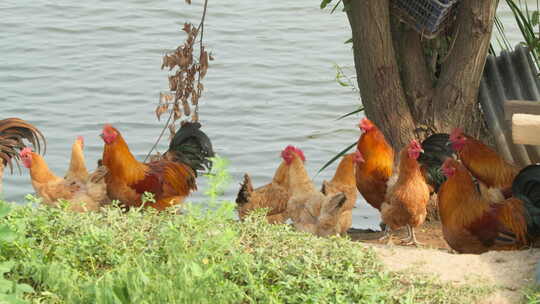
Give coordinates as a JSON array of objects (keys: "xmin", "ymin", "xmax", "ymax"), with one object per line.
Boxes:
[
  {"xmin": 419, "ymin": 149, "xmax": 425, "ymax": 154},
  {"xmin": 99, "ymin": 133, "xmax": 104, "ymax": 140}
]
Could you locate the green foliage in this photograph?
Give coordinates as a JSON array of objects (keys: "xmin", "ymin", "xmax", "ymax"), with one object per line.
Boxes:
[
  {"xmin": 0, "ymin": 201, "xmax": 33, "ymax": 303},
  {"xmin": 318, "ymin": 64, "xmax": 363, "ymax": 173},
  {"xmin": 317, "ymin": 141, "xmax": 357, "ymax": 174},
  {"xmin": 499, "ymin": 0, "xmax": 540, "ymax": 69},
  {"xmin": 0, "ymin": 162, "xmax": 490, "ymax": 303},
  {"xmin": 204, "ymin": 155, "xmax": 230, "ymax": 205},
  {"xmin": 0, "ymin": 202, "xmax": 490, "ymax": 304}
]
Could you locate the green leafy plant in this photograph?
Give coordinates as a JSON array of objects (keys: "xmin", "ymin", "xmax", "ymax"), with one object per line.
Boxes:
[
  {"xmin": 204, "ymin": 155, "xmax": 230, "ymax": 205},
  {"xmin": 0, "ymin": 202, "xmax": 33, "ymax": 303}
]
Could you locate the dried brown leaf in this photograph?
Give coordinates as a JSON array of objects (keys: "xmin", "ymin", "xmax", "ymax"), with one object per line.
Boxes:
[
  {"xmin": 168, "ymin": 76, "xmax": 178, "ymax": 91},
  {"xmin": 183, "ymin": 23, "xmax": 192, "ymax": 34},
  {"xmin": 155, "ymin": 104, "xmax": 168, "ymax": 121},
  {"xmin": 169, "ymin": 123, "xmax": 177, "ymax": 141},
  {"xmin": 191, "ymin": 91, "xmax": 198, "ymax": 105},
  {"xmin": 173, "ymin": 103, "xmax": 182, "ymax": 120},
  {"xmin": 197, "ymin": 82, "xmax": 204, "ymax": 95},
  {"xmin": 200, "ymin": 50, "xmax": 208, "ymax": 79},
  {"xmin": 182, "ymin": 98, "xmax": 191, "ymax": 116}
]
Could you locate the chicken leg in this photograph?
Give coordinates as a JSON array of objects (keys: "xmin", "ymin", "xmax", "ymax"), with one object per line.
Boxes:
[
  {"xmin": 378, "ymin": 225, "xmax": 394, "ymax": 244},
  {"xmin": 401, "ymin": 225, "xmax": 423, "ymax": 246}
]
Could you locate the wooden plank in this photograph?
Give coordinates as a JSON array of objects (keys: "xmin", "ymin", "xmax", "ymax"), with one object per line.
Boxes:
[
  {"xmin": 513, "ymin": 113, "xmax": 540, "ymax": 145},
  {"xmin": 505, "ymin": 100, "xmax": 540, "ymax": 120}
]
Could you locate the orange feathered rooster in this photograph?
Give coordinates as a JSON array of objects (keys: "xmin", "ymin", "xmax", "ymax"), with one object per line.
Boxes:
[
  {"xmin": 355, "ymin": 118, "xmax": 394, "ymax": 211},
  {"xmin": 100, "ymin": 122, "xmax": 213, "ymax": 210},
  {"xmin": 438, "ymin": 159, "xmax": 540, "ymax": 254},
  {"xmin": 449, "ymin": 128, "xmax": 519, "ymax": 200}
]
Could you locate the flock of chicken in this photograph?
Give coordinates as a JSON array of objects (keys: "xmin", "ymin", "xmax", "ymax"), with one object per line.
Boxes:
[
  {"xmin": 1, "ymin": 116, "xmax": 540, "ymax": 255},
  {"xmin": 0, "ymin": 118, "xmax": 214, "ymax": 213},
  {"xmin": 236, "ymin": 118, "xmax": 540, "ymax": 254}
]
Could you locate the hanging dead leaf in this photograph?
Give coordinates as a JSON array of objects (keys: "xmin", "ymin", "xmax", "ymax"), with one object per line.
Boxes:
[
  {"xmin": 182, "ymin": 98, "xmax": 191, "ymax": 116},
  {"xmin": 199, "ymin": 48, "xmax": 208, "ymax": 79},
  {"xmin": 192, "ymin": 111, "xmax": 199, "ymax": 122},
  {"xmin": 155, "ymin": 104, "xmax": 168, "ymax": 121},
  {"xmin": 169, "ymin": 122, "xmax": 177, "ymax": 141},
  {"xmin": 173, "ymin": 103, "xmax": 182, "ymax": 120},
  {"xmin": 168, "ymin": 76, "xmax": 178, "ymax": 91},
  {"xmin": 191, "ymin": 91, "xmax": 199, "ymax": 105},
  {"xmin": 183, "ymin": 23, "xmax": 192, "ymax": 34},
  {"xmin": 159, "ymin": 92, "xmax": 174, "ymax": 104},
  {"xmin": 209, "ymin": 53, "xmax": 214, "ymax": 61}
]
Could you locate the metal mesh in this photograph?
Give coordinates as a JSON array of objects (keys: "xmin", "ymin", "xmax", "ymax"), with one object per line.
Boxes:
[{"xmin": 391, "ymin": 0, "xmax": 460, "ymax": 39}]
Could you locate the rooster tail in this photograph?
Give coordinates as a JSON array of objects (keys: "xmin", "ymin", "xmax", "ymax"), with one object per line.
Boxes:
[
  {"xmin": 418, "ymin": 133, "xmax": 455, "ymax": 192},
  {"xmin": 0, "ymin": 118, "xmax": 46, "ymax": 173},
  {"xmin": 236, "ymin": 173, "xmax": 253, "ymax": 206},
  {"xmin": 166, "ymin": 121, "xmax": 214, "ymax": 176},
  {"xmin": 512, "ymin": 164, "xmax": 540, "ymax": 237}
]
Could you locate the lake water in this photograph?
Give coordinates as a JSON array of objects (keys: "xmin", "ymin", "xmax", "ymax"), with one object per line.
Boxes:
[{"xmin": 0, "ymin": 0, "xmax": 529, "ymax": 229}]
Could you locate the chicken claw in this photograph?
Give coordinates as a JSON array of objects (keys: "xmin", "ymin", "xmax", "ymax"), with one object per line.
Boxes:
[{"xmin": 401, "ymin": 225, "xmax": 424, "ymax": 246}]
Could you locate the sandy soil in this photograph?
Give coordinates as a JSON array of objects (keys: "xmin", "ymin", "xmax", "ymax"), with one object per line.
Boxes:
[{"xmin": 347, "ymin": 222, "xmax": 540, "ymax": 303}]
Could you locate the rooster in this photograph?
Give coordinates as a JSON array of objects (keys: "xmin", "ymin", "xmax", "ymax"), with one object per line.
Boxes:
[
  {"xmin": 284, "ymin": 147, "xmax": 347, "ymax": 237},
  {"xmin": 355, "ymin": 118, "xmax": 394, "ymax": 211},
  {"xmin": 380, "ymin": 140, "xmax": 430, "ymax": 245},
  {"xmin": 235, "ymin": 145, "xmax": 297, "ymax": 224},
  {"xmin": 438, "ymin": 159, "xmax": 540, "ymax": 254},
  {"xmin": 321, "ymin": 151, "xmax": 362, "ymax": 234},
  {"xmin": 100, "ymin": 121, "xmax": 213, "ymax": 210},
  {"xmin": 417, "ymin": 133, "xmax": 455, "ymax": 193},
  {"xmin": 0, "ymin": 118, "xmax": 46, "ymax": 194},
  {"xmin": 19, "ymin": 147, "xmax": 108, "ymax": 212},
  {"xmin": 449, "ymin": 128, "xmax": 519, "ymax": 201}
]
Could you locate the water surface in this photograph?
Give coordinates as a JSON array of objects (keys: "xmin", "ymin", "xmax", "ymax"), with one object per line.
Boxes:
[{"xmin": 0, "ymin": 0, "xmax": 529, "ymax": 229}]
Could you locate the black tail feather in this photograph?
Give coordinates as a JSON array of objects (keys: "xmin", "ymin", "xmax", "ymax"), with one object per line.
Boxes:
[
  {"xmin": 0, "ymin": 118, "xmax": 46, "ymax": 173},
  {"xmin": 418, "ymin": 133, "xmax": 455, "ymax": 192},
  {"xmin": 236, "ymin": 174, "xmax": 253, "ymax": 205},
  {"xmin": 512, "ymin": 164, "xmax": 540, "ymax": 237},
  {"xmin": 166, "ymin": 121, "xmax": 214, "ymax": 176}
]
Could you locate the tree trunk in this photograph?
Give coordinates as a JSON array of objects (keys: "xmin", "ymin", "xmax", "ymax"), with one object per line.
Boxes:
[
  {"xmin": 345, "ymin": 0, "xmax": 498, "ymax": 221},
  {"xmin": 345, "ymin": 0, "xmax": 417, "ymax": 151},
  {"xmin": 345, "ymin": 0, "xmax": 498, "ymax": 150}
]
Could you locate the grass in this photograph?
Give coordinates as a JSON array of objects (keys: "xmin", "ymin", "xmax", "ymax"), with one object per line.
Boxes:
[
  {"xmin": 0, "ymin": 199, "xmax": 493, "ymax": 304},
  {"xmin": 0, "ymin": 156, "xmax": 493, "ymax": 303}
]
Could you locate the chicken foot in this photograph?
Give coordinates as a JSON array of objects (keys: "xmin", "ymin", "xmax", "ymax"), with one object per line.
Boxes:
[
  {"xmin": 401, "ymin": 225, "xmax": 423, "ymax": 246},
  {"xmin": 377, "ymin": 225, "xmax": 394, "ymax": 244}
]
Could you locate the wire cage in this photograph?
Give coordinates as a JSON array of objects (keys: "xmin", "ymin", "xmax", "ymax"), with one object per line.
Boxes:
[{"xmin": 391, "ymin": 0, "xmax": 460, "ymax": 39}]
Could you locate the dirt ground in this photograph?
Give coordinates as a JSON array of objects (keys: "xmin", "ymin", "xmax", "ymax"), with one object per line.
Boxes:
[{"xmin": 347, "ymin": 221, "xmax": 540, "ymax": 303}]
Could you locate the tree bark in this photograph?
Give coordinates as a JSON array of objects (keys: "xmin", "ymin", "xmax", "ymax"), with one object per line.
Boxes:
[
  {"xmin": 345, "ymin": 0, "xmax": 498, "ymax": 148},
  {"xmin": 345, "ymin": 0, "xmax": 416, "ymax": 151},
  {"xmin": 432, "ymin": 0, "xmax": 498, "ymax": 138}
]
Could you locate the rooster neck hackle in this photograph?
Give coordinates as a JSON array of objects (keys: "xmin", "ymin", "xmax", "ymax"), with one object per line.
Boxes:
[
  {"xmin": 272, "ymin": 160, "xmax": 288, "ymax": 187},
  {"xmin": 357, "ymin": 129, "xmax": 394, "ymax": 173},
  {"xmin": 396, "ymin": 148, "xmax": 422, "ymax": 183},
  {"xmin": 102, "ymin": 133, "xmax": 146, "ymax": 183},
  {"xmin": 330, "ymin": 154, "xmax": 355, "ymax": 185},
  {"xmin": 438, "ymin": 163, "xmax": 489, "ymax": 229},
  {"xmin": 459, "ymin": 137, "xmax": 518, "ymax": 188},
  {"xmin": 288, "ymin": 154, "xmax": 315, "ymax": 194},
  {"xmin": 28, "ymin": 153, "xmax": 59, "ymax": 183}
]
